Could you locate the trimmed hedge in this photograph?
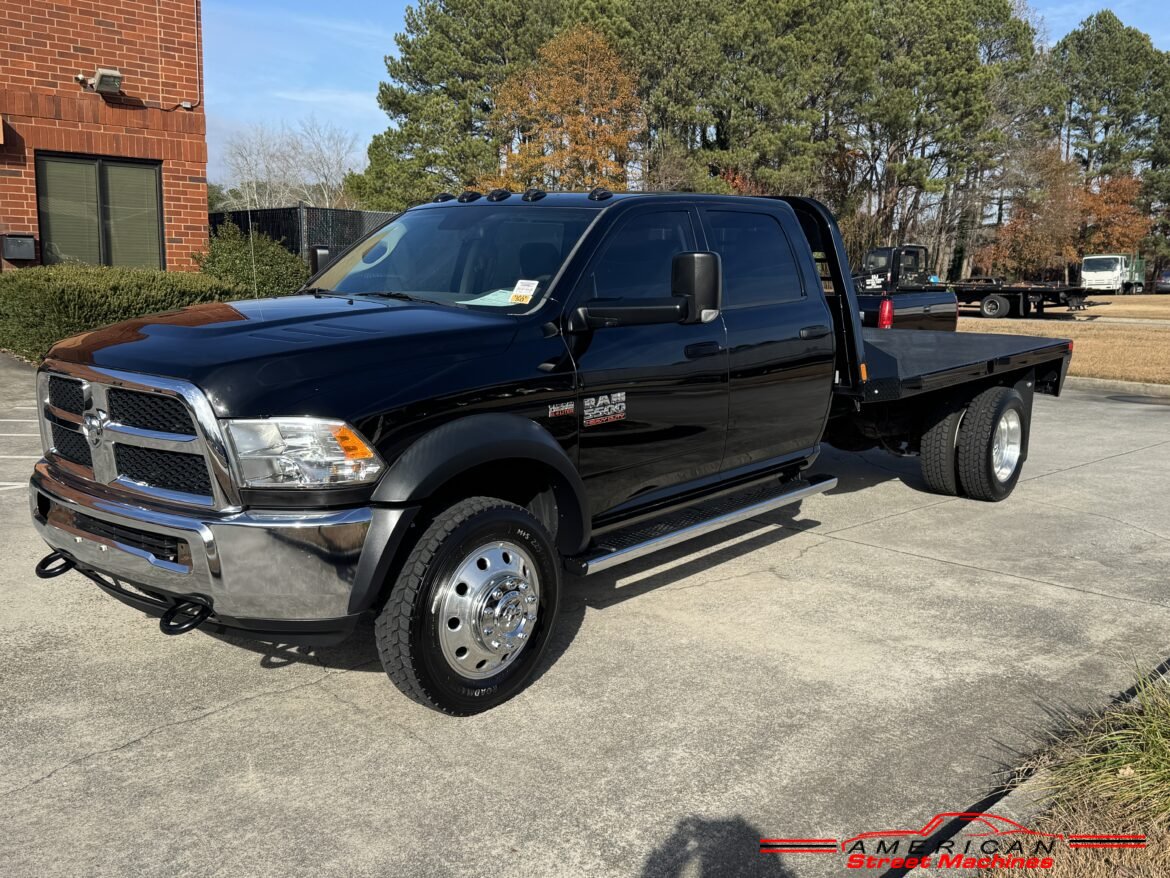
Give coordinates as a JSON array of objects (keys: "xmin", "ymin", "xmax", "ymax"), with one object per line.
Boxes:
[
  {"xmin": 195, "ymin": 221, "xmax": 309, "ymax": 296},
  {"xmin": 0, "ymin": 264, "xmax": 247, "ymax": 362}
]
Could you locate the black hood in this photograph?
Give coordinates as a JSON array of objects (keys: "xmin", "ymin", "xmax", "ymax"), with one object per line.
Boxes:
[{"xmin": 48, "ymin": 295, "xmax": 519, "ymax": 418}]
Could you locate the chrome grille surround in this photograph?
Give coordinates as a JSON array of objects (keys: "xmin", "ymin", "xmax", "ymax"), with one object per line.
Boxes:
[{"xmin": 37, "ymin": 360, "xmax": 240, "ymax": 511}]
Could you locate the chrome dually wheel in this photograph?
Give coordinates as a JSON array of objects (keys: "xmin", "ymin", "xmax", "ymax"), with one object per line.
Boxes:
[
  {"xmin": 991, "ymin": 409, "xmax": 1022, "ymax": 483},
  {"xmin": 435, "ymin": 541, "xmax": 540, "ymax": 680},
  {"xmin": 375, "ymin": 496, "xmax": 561, "ymax": 715}
]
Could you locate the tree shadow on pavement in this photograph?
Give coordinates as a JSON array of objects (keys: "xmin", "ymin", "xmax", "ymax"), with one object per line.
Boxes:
[{"xmin": 641, "ymin": 815, "xmax": 796, "ymax": 878}]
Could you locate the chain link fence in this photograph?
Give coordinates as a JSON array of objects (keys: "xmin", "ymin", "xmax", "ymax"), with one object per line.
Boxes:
[{"xmin": 209, "ymin": 205, "xmax": 398, "ymax": 262}]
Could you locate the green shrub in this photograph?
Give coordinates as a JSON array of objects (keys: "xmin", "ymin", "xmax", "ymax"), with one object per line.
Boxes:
[
  {"xmin": 194, "ymin": 221, "xmax": 309, "ymax": 296},
  {"xmin": 0, "ymin": 264, "xmax": 247, "ymax": 362}
]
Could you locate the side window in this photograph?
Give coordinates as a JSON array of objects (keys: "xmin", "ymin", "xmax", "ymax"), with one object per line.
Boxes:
[
  {"xmin": 578, "ymin": 210, "xmax": 695, "ymax": 300},
  {"xmin": 704, "ymin": 210, "xmax": 803, "ymax": 306}
]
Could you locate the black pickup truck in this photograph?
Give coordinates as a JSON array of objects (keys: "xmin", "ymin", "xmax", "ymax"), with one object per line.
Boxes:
[
  {"xmin": 853, "ymin": 244, "xmax": 958, "ymax": 330},
  {"xmin": 29, "ymin": 192, "xmax": 1072, "ymax": 714}
]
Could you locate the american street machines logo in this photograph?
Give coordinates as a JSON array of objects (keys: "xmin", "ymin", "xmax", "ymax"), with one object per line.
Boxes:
[{"xmin": 760, "ymin": 811, "xmax": 1147, "ymax": 870}]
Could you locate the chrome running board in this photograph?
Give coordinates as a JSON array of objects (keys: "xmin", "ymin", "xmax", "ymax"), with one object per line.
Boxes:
[{"xmin": 568, "ymin": 474, "xmax": 836, "ymax": 576}]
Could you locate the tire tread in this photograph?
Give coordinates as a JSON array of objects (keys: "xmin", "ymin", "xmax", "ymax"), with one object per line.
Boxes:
[
  {"xmin": 374, "ymin": 496, "xmax": 527, "ymax": 715},
  {"xmin": 920, "ymin": 406, "xmax": 964, "ymax": 496},
  {"xmin": 957, "ymin": 386, "xmax": 1019, "ymax": 501}
]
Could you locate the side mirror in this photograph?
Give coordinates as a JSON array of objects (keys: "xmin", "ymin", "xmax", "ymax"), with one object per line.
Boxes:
[
  {"xmin": 309, "ymin": 244, "xmax": 333, "ymax": 274},
  {"xmin": 672, "ymin": 251, "xmax": 721, "ymax": 323}
]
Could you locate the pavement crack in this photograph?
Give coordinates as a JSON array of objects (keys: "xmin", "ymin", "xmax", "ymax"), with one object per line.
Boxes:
[
  {"xmin": 1022, "ymin": 439, "xmax": 1170, "ymax": 483},
  {"xmin": 1022, "ymin": 496, "xmax": 1170, "ymax": 544},
  {"xmin": 818, "ymin": 531, "xmax": 1170, "ymax": 611},
  {"xmin": 1, "ymin": 657, "xmax": 380, "ymax": 799}
]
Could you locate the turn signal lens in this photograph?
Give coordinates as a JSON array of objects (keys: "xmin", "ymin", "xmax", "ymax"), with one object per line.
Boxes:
[{"xmin": 331, "ymin": 424, "xmax": 376, "ymax": 460}]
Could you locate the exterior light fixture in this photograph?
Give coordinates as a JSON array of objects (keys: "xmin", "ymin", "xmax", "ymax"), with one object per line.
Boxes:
[{"xmin": 91, "ymin": 68, "xmax": 123, "ymax": 95}]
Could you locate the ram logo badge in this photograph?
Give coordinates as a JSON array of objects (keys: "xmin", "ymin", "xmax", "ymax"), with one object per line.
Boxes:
[{"xmin": 583, "ymin": 392, "xmax": 626, "ymax": 427}]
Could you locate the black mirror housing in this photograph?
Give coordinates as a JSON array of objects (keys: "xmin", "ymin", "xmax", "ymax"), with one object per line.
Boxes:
[
  {"xmin": 309, "ymin": 245, "xmax": 333, "ymax": 274},
  {"xmin": 672, "ymin": 251, "xmax": 721, "ymax": 323}
]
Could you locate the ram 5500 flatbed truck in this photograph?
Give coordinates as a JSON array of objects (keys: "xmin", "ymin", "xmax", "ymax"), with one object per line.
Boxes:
[{"xmin": 29, "ymin": 192, "xmax": 1072, "ymax": 714}]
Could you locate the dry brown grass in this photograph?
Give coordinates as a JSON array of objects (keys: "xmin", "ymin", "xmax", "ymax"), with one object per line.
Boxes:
[
  {"xmin": 979, "ymin": 676, "xmax": 1170, "ymax": 877},
  {"xmin": 978, "ymin": 797, "xmax": 1168, "ymax": 878},
  {"xmin": 1081, "ymin": 294, "xmax": 1170, "ymax": 322},
  {"xmin": 958, "ymin": 317, "xmax": 1170, "ymax": 384}
]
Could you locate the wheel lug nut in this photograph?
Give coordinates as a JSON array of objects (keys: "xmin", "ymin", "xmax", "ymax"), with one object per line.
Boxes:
[
  {"xmin": 518, "ymin": 582, "xmax": 527, "ymax": 590},
  {"xmin": 483, "ymin": 627, "xmax": 493, "ymax": 635},
  {"xmin": 526, "ymin": 594, "xmax": 536, "ymax": 604},
  {"xmin": 515, "ymin": 632, "xmax": 526, "ymax": 640},
  {"xmin": 491, "ymin": 589, "xmax": 502, "ymax": 600},
  {"xmin": 490, "ymin": 640, "xmax": 500, "ymax": 649}
]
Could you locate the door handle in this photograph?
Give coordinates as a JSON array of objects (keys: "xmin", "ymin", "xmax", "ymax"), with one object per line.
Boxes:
[
  {"xmin": 684, "ymin": 341, "xmax": 723, "ymax": 359},
  {"xmin": 799, "ymin": 324, "xmax": 831, "ymax": 340}
]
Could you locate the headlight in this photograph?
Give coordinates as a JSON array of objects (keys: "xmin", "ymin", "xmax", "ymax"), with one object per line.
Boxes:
[{"xmin": 224, "ymin": 418, "xmax": 384, "ymax": 488}]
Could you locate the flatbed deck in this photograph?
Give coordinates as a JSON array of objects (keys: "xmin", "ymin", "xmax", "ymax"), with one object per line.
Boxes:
[{"xmin": 859, "ymin": 328, "xmax": 1072, "ymax": 402}]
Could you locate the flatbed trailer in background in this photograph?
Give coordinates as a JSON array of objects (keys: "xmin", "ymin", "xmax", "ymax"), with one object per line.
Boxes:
[{"xmin": 950, "ymin": 278, "xmax": 1086, "ymax": 319}]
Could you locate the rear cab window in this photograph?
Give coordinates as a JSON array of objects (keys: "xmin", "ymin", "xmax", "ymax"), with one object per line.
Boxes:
[{"xmin": 700, "ymin": 209, "xmax": 804, "ymax": 307}]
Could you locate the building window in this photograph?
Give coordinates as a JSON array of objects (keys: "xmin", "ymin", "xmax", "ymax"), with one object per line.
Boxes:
[{"xmin": 36, "ymin": 155, "xmax": 163, "ymax": 269}]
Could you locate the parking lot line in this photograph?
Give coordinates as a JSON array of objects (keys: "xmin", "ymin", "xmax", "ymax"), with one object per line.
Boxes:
[{"xmin": 0, "ymin": 419, "xmax": 37, "ymax": 422}]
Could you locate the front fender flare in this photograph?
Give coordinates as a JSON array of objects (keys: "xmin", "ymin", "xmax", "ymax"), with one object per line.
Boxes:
[{"xmin": 372, "ymin": 413, "xmax": 589, "ymax": 555}]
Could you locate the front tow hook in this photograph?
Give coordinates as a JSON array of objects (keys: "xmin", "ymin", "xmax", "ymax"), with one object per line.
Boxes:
[
  {"xmin": 35, "ymin": 551, "xmax": 76, "ymax": 579},
  {"xmin": 159, "ymin": 598, "xmax": 213, "ymax": 636}
]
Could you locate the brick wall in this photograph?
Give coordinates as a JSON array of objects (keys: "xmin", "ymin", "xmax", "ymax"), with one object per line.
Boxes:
[{"xmin": 0, "ymin": 0, "xmax": 207, "ymax": 271}]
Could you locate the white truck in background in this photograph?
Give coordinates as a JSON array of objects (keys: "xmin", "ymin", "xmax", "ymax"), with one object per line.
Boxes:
[{"xmin": 1080, "ymin": 253, "xmax": 1146, "ymax": 295}]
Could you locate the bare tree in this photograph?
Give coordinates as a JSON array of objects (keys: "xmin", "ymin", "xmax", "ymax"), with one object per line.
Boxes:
[{"xmin": 217, "ymin": 116, "xmax": 362, "ymax": 210}]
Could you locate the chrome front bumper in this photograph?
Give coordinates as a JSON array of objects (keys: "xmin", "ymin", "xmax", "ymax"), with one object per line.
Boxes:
[{"xmin": 30, "ymin": 460, "xmax": 374, "ymax": 623}]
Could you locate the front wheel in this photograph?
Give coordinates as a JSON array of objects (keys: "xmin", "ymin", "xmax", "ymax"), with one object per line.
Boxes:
[
  {"xmin": 375, "ymin": 496, "xmax": 561, "ymax": 715},
  {"xmin": 957, "ymin": 387, "xmax": 1028, "ymax": 501}
]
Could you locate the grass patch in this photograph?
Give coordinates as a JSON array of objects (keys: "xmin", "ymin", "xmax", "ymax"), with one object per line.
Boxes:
[
  {"xmin": 980, "ymin": 675, "xmax": 1170, "ymax": 877},
  {"xmin": 958, "ymin": 318, "xmax": 1170, "ymax": 384},
  {"xmin": 1081, "ymin": 294, "xmax": 1170, "ymax": 322}
]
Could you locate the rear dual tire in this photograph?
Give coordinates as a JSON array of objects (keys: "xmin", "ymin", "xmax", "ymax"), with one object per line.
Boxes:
[{"xmin": 920, "ymin": 387, "xmax": 1027, "ymax": 501}]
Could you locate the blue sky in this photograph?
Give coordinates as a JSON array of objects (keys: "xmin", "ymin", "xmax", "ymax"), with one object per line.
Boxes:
[{"xmin": 202, "ymin": 0, "xmax": 1170, "ymax": 183}]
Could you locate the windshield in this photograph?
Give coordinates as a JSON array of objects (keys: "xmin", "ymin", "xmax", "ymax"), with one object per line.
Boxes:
[
  {"xmin": 863, "ymin": 249, "xmax": 892, "ymax": 272},
  {"xmin": 1083, "ymin": 257, "xmax": 1120, "ymax": 272},
  {"xmin": 312, "ymin": 206, "xmax": 597, "ymax": 310}
]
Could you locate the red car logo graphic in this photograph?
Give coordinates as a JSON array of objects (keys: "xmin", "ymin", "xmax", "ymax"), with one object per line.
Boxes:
[{"xmin": 842, "ymin": 812, "xmax": 1064, "ymax": 849}]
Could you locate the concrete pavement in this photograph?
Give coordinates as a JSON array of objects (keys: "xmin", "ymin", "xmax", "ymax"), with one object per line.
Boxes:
[{"xmin": 1, "ymin": 351, "xmax": 1168, "ymax": 878}]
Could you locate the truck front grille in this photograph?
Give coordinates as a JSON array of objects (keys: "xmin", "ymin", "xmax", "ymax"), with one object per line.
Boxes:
[
  {"xmin": 108, "ymin": 388, "xmax": 196, "ymax": 435},
  {"xmin": 114, "ymin": 445, "xmax": 213, "ymax": 497},
  {"xmin": 50, "ymin": 423, "xmax": 92, "ymax": 468},
  {"xmin": 48, "ymin": 376, "xmax": 85, "ymax": 414},
  {"xmin": 37, "ymin": 364, "xmax": 237, "ymax": 510}
]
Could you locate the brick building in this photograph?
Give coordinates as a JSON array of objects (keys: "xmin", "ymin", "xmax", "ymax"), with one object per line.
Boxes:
[{"xmin": 0, "ymin": 0, "xmax": 207, "ymax": 271}]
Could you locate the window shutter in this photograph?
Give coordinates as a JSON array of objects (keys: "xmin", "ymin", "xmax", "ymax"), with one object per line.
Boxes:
[
  {"xmin": 37, "ymin": 158, "xmax": 101, "ymax": 265},
  {"xmin": 104, "ymin": 163, "xmax": 162, "ymax": 268}
]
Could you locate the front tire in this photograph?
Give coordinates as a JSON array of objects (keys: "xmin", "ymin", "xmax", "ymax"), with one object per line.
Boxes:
[
  {"xmin": 375, "ymin": 496, "xmax": 561, "ymax": 715},
  {"xmin": 957, "ymin": 387, "xmax": 1027, "ymax": 501}
]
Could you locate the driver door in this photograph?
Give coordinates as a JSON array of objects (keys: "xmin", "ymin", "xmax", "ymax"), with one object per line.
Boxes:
[{"xmin": 565, "ymin": 206, "xmax": 729, "ymax": 518}]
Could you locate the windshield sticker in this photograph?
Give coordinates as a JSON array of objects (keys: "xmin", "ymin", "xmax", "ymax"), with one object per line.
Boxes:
[
  {"xmin": 583, "ymin": 392, "xmax": 626, "ymax": 427},
  {"xmin": 456, "ymin": 289, "xmax": 516, "ymax": 307},
  {"xmin": 512, "ymin": 279, "xmax": 540, "ymax": 298},
  {"xmin": 548, "ymin": 401, "xmax": 575, "ymax": 418}
]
